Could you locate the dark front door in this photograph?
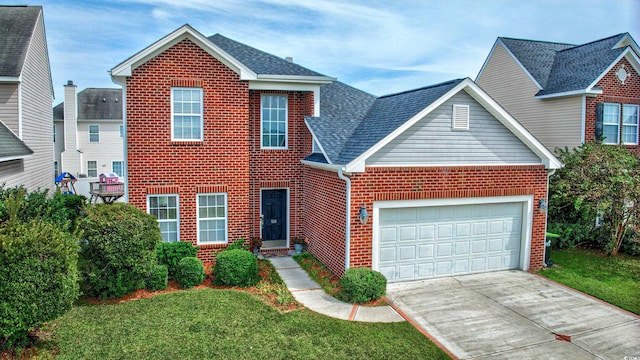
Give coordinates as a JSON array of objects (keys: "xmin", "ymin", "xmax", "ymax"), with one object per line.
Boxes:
[{"xmin": 262, "ymin": 189, "xmax": 287, "ymax": 241}]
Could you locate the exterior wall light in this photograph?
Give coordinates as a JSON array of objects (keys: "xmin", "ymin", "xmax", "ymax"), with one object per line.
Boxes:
[
  {"xmin": 538, "ymin": 198, "xmax": 548, "ymax": 212},
  {"xmin": 359, "ymin": 205, "xmax": 369, "ymax": 224}
]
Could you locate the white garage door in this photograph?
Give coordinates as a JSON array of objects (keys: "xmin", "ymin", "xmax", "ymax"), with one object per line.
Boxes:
[{"xmin": 377, "ymin": 202, "xmax": 523, "ymax": 282}]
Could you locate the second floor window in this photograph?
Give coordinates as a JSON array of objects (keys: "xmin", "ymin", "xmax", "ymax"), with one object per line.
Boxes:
[
  {"xmin": 112, "ymin": 161, "xmax": 123, "ymax": 177},
  {"xmin": 171, "ymin": 88, "xmax": 203, "ymax": 141},
  {"xmin": 261, "ymin": 94, "xmax": 287, "ymax": 149},
  {"xmin": 600, "ymin": 103, "xmax": 639, "ymax": 145},
  {"xmin": 89, "ymin": 125, "xmax": 100, "ymax": 143},
  {"xmin": 622, "ymin": 104, "xmax": 638, "ymax": 145}
]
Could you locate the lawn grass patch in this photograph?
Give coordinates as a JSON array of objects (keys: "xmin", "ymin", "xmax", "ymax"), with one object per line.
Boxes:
[
  {"xmin": 538, "ymin": 249, "xmax": 640, "ymax": 314},
  {"xmin": 47, "ymin": 289, "xmax": 448, "ymax": 359}
]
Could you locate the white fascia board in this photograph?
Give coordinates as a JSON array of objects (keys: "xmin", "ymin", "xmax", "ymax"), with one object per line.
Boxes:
[
  {"xmin": 255, "ymin": 74, "xmax": 335, "ymax": 84},
  {"xmin": 344, "ymin": 79, "xmax": 473, "ymax": 173},
  {"xmin": 493, "ymin": 39, "xmax": 543, "ymax": 90},
  {"xmin": 300, "ymin": 159, "xmax": 345, "ymax": 172},
  {"xmin": 464, "ymin": 81, "xmax": 562, "ymax": 169},
  {"xmin": 250, "ymin": 82, "xmax": 323, "ymax": 116},
  {"xmin": 0, "ymin": 154, "xmax": 33, "ymax": 162},
  {"xmin": 303, "ymin": 118, "xmax": 332, "ymax": 164},
  {"xmin": 110, "ymin": 24, "xmax": 257, "ymax": 80},
  {"xmin": 535, "ymin": 88, "xmax": 603, "ymax": 99},
  {"xmin": 366, "ymin": 162, "xmax": 544, "ymax": 168},
  {"xmin": 0, "ymin": 76, "xmax": 20, "ymax": 83}
]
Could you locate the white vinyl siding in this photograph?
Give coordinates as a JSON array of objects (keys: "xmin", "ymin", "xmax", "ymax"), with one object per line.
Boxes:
[
  {"xmin": 87, "ymin": 161, "xmax": 97, "ymax": 177},
  {"xmin": 261, "ymin": 95, "xmax": 288, "ymax": 149},
  {"xmin": 0, "ymin": 85, "xmax": 19, "ymax": 134},
  {"xmin": 622, "ymin": 104, "xmax": 638, "ymax": 145},
  {"xmin": 148, "ymin": 195, "xmax": 179, "ymax": 242},
  {"xmin": 112, "ymin": 161, "xmax": 123, "ymax": 176},
  {"xmin": 171, "ymin": 88, "xmax": 203, "ymax": 141},
  {"xmin": 603, "ymin": 103, "xmax": 620, "ymax": 144},
  {"xmin": 89, "ymin": 124, "xmax": 100, "ymax": 142},
  {"xmin": 197, "ymin": 193, "xmax": 228, "ymax": 244},
  {"xmin": 367, "ymin": 91, "xmax": 541, "ymax": 166}
]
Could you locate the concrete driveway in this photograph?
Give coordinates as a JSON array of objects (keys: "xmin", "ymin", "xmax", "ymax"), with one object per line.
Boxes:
[{"xmin": 386, "ymin": 270, "xmax": 639, "ymax": 359}]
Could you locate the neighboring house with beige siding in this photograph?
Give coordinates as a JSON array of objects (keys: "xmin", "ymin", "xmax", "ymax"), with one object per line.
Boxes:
[
  {"xmin": 53, "ymin": 82, "xmax": 123, "ymax": 197},
  {"xmin": 477, "ymin": 33, "xmax": 640, "ymax": 155},
  {"xmin": 0, "ymin": 5, "xmax": 54, "ymax": 191}
]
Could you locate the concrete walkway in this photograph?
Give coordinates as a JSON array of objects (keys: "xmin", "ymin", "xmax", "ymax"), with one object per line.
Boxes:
[{"xmin": 269, "ymin": 256, "xmax": 404, "ymax": 323}]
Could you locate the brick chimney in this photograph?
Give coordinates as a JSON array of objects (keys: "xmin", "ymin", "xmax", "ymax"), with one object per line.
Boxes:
[{"xmin": 60, "ymin": 80, "xmax": 81, "ymax": 175}]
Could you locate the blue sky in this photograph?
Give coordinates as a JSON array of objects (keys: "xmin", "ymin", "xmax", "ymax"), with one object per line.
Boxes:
[{"xmin": 5, "ymin": 0, "xmax": 639, "ymax": 102}]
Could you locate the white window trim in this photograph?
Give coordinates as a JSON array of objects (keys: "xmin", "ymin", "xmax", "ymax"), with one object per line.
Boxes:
[
  {"xmin": 452, "ymin": 104, "xmax": 470, "ymax": 130},
  {"xmin": 196, "ymin": 193, "xmax": 228, "ymax": 245},
  {"xmin": 147, "ymin": 194, "xmax": 180, "ymax": 242},
  {"xmin": 602, "ymin": 103, "xmax": 621, "ymax": 145},
  {"xmin": 171, "ymin": 87, "xmax": 203, "ymax": 141},
  {"xmin": 87, "ymin": 160, "xmax": 97, "ymax": 177},
  {"xmin": 260, "ymin": 94, "xmax": 288, "ymax": 149},
  {"xmin": 622, "ymin": 104, "xmax": 639, "ymax": 145},
  {"xmin": 88, "ymin": 124, "xmax": 100, "ymax": 143}
]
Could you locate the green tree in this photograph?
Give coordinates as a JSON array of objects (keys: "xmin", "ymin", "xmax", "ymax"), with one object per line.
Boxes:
[{"xmin": 551, "ymin": 142, "xmax": 639, "ymax": 255}]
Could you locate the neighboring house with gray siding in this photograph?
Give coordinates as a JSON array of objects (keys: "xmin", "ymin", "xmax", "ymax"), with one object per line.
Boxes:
[
  {"xmin": 0, "ymin": 5, "xmax": 54, "ymax": 191},
  {"xmin": 53, "ymin": 82, "xmax": 123, "ymax": 197},
  {"xmin": 477, "ymin": 33, "xmax": 640, "ymax": 155}
]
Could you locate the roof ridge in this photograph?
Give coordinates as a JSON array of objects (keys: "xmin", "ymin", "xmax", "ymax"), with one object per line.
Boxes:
[
  {"xmin": 378, "ymin": 78, "xmax": 464, "ymax": 99},
  {"xmin": 557, "ymin": 33, "xmax": 627, "ymax": 52},
  {"xmin": 500, "ymin": 36, "xmax": 576, "ymax": 47}
]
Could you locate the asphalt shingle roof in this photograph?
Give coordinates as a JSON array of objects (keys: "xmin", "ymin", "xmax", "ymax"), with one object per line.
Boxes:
[
  {"xmin": 208, "ymin": 34, "xmax": 326, "ymax": 77},
  {"xmin": 0, "ymin": 6, "xmax": 40, "ymax": 77},
  {"xmin": 0, "ymin": 121, "xmax": 33, "ymax": 159},
  {"xmin": 307, "ymin": 79, "xmax": 463, "ymax": 165},
  {"xmin": 501, "ymin": 33, "xmax": 629, "ymax": 96},
  {"xmin": 54, "ymin": 88, "xmax": 123, "ymax": 120}
]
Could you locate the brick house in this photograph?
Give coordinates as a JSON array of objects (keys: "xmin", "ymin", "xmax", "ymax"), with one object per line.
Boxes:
[
  {"xmin": 111, "ymin": 25, "xmax": 561, "ymax": 281},
  {"xmin": 477, "ymin": 33, "xmax": 640, "ymax": 155}
]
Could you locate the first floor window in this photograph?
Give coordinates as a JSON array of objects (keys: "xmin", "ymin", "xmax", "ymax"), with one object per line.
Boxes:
[
  {"xmin": 89, "ymin": 125, "xmax": 100, "ymax": 143},
  {"xmin": 197, "ymin": 193, "xmax": 227, "ymax": 244},
  {"xmin": 172, "ymin": 87, "xmax": 203, "ymax": 141},
  {"xmin": 87, "ymin": 161, "xmax": 97, "ymax": 177},
  {"xmin": 622, "ymin": 104, "xmax": 639, "ymax": 145},
  {"xmin": 148, "ymin": 195, "xmax": 179, "ymax": 242},
  {"xmin": 602, "ymin": 103, "xmax": 620, "ymax": 144},
  {"xmin": 112, "ymin": 161, "xmax": 123, "ymax": 176}
]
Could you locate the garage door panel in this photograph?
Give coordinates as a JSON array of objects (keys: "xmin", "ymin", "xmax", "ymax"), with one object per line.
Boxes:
[{"xmin": 378, "ymin": 202, "xmax": 524, "ymax": 282}]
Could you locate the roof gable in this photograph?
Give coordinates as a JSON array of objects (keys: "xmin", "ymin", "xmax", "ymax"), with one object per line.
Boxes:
[
  {"xmin": 0, "ymin": 120, "xmax": 33, "ymax": 161},
  {"xmin": 0, "ymin": 6, "xmax": 41, "ymax": 78}
]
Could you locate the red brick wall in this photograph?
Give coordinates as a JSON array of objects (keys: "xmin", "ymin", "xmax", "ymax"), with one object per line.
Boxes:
[
  {"xmin": 125, "ymin": 39, "xmax": 251, "ymax": 262},
  {"xmin": 585, "ymin": 57, "xmax": 640, "ymax": 155},
  {"xmin": 248, "ymin": 90, "xmax": 314, "ymax": 244},
  {"xmin": 302, "ymin": 167, "xmax": 347, "ymax": 276},
  {"xmin": 347, "ymin": 165, "xmax": 549, "ymax": 274}
]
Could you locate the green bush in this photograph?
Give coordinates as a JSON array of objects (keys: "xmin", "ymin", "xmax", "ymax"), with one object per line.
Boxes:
[
  {"xmin": 175, "ymin": 257, "xmax": 205, "ymax": 289},
  {"xmin": 0, "ymin": 220, "xmax": 79, "ymax": 350},
  {"xmin": 78, "ymin": 203, "xmax": 161, "ymax": 299},
  {"xmin": 213, "ymin": 249, "xmax": 258, "ymax": 287},
  {"xmin": 340, "ymin": 267, "xmax": 387, "ymax": 304},
  {"xmin": 156, "ymin": 242, "xmax": 199, "ymax": 279},
  {"xmin": 145, "ymin": 264, "xmax": 168, "ymax": 291},
  {"xmin": 224, "ymin": 238, "xmax": 250, "ymax": 251}
]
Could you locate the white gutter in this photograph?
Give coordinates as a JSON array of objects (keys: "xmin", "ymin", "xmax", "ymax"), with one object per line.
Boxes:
[
  {"xmin": 110, "ymin": 73, "xmax": 128, "ymax": 202},
  {"xmin": 337, "ymin": 168, "xmax": 351, "ymax": 271}
]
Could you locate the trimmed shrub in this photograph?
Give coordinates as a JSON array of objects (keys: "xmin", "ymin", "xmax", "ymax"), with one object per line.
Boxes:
[
  {"xmin": 340, "ymin": 267, "xmax": 387, "ymax": 304},
  {"xmin": 78, "ymin": 203, "xmax": 161, "ymax": 299},
  {"xmin": 156, "ymin": 242, "xmax": 199, "ymax": 279},
  {"xmin": 145, "ymin": 264, "xmax": 168, "ymax": 291},
  {"xmin": 213, "ymin": 249, "xmax": 259, "ymax": 287},
  {"xmin": 175, "ymin": 257, "xmax": 205, "ymax": 289},
  {"xmin": 224, "ymin": 238, "xmax": 250, "ymax": 252},
  {"xmin": 0, "ymin": 220, "xmax": 79, "ymax": 349}
]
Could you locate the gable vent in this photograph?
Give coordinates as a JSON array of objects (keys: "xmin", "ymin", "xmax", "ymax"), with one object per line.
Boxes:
[{"xmin": 452, "ymin": 104, "xmax": 470, "ymax": 130}]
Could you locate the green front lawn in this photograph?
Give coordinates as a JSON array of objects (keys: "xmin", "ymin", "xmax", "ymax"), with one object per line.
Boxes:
[
  {"xmin": 47, "ymin": 288, "xmax": 448, "ymax": 359},
  {"xmin": 538, "ymin": 249, "xmax": 640, "ymax": 314}
]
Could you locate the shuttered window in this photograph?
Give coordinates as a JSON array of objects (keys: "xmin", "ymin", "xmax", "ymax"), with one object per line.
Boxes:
[{"xmin": 452, "ymin": 104, "xmax": 470, "ymax": 130}]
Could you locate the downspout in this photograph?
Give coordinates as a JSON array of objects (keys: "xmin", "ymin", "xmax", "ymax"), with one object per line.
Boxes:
[
  {"xmin": 110, "ymin": 74, "xmax": 128, "ymax": 202},
  {"xmin": 543, "ymin": 169, "xmax": 556, "ymax": 266},
  {"xmin": 337, "ymin": 168, "xmax": 351, "ymax": 271}
]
